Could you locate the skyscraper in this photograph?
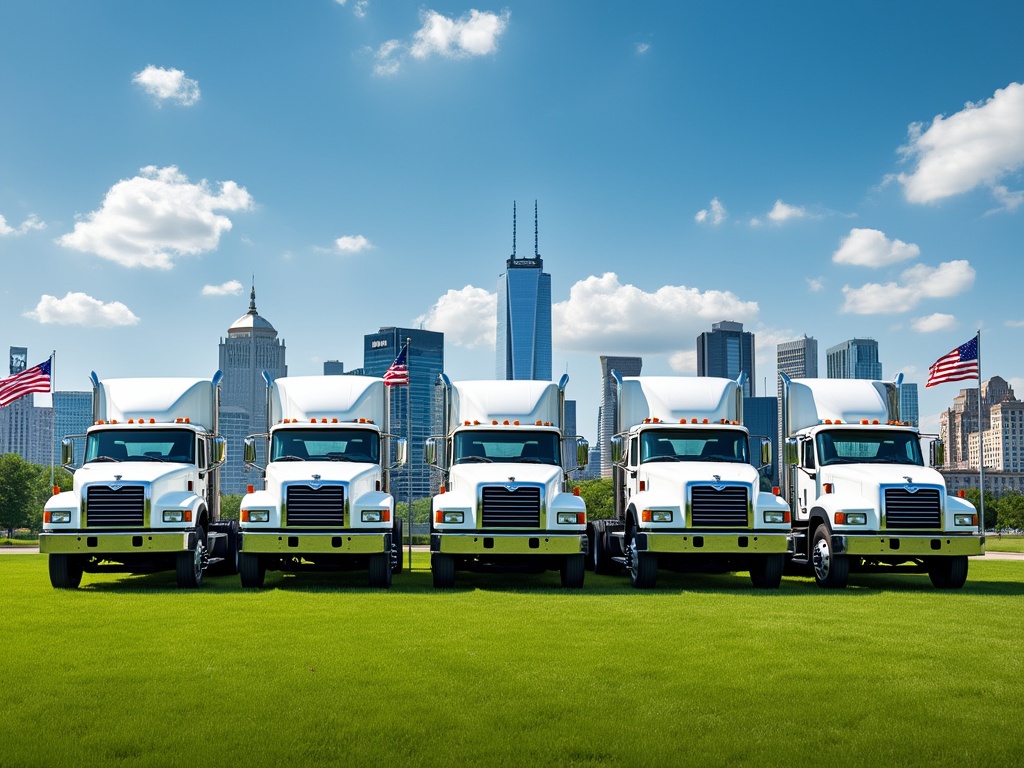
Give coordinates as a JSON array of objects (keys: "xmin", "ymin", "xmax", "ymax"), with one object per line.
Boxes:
[
  {"xmin": 0, "ymin": 346, "xmax": 52, "ymax": 465},
  {"xmin": 53, "ymin": 391, "xmax": 92, "ymax": 462},
  {"xmin": 776, "ymin": 336, "xmax": 818, "ymax": 474},
  {"xmin": 696, "ymin": 321, "xmax": 755, "ymax": 396},
  {"xmin": 826, "ymin": 338, "xmax": 881, "ymax": 380},
  {"xmin": 598, "ymin": 355, "xmax": 642, "ymax": 478},
  {"xmin": 496, "ymin": 201, "xmax": 552, "ymax": 381},
  {"xmin": 363, "ymin": 327, "xmax": 444, "ymax": 501},
  {"xmin": 744, "ymin": 396, "xmax": 779, "ymax": 487},
  {"xmin": 899, "ymin": 382, "xmax": 919, "ymax": 427},
  {"xmin": 218, "ymin": 287, "xmax": 287, "ymax": 494}
]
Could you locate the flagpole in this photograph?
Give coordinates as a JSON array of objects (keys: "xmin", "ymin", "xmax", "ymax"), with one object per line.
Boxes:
[
  {"xmin": 406, "ymin": 337, "xmax": 412, "ymax": 571},
  {"xmin": 49, "ymin": 351, "xmax": 56, "ymax": 489},
  {"xmin": 975, "ymin": 330, "xmax": 984, "ymax": 535}
]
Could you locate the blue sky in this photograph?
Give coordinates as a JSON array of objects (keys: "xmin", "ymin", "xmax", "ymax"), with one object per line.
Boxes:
[{"xmin": 2, "ymin": 1, "xmax": 1022, "ymax": 441}]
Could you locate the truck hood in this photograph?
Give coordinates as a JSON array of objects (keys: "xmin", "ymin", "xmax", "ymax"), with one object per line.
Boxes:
[
  {"xmin": 74, "ymin": 461, "xmax": 194, "ymax": 490},
  {"xmin": 450, "ymin": 461, "xmax": 563, "ymax": 495},
  {"xmin": 821, "ymin": 463, "xmax": 946, "ymax": 495},
  {"xmin": 641, "ymin": 460, "xmax": 759, "ymax": 488},
  {"xmin": 264, "ymin": 460, "xmax": 379, "ymax": 488}
]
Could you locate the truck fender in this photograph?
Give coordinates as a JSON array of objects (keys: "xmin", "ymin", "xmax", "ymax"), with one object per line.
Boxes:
[{"xmin": 156, "ymin": 491, "xmax": 206, "ymax": 522}]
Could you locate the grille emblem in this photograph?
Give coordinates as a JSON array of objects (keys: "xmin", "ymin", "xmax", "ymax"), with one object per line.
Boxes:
[
  {"xmin": 905, "ymin": 485, "xmax": 919, "ymax": 494},
  {"xmin": 309, "ymin": 473, "xmax": 322, "ymax": 489}
]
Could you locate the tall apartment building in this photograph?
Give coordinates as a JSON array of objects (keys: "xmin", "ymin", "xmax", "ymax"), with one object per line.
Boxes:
[
  {"xmin": 496, "ymin": 202, "xmax": 552, "ymax": 381},
  {"xmin": 217, "ymin": 287, "xmax": 287, "ymax": 494},
  {"xmin": 597, "ymin": 355, "xmax": 642, "ymax": 478},
  {"xmin": 826, "ymin": 338, "xmax": 881, "ymax": 380},
  {"xmin": 362, "ymin": 327, "xmax": 444, "ymax": 502},
  {"xmin": 940, "ymin": 376, "xmax": 1017, "ymax": 471},
  {"xmin": 697, "ymin": 321, "xmax": 755, "ymax": 397}
]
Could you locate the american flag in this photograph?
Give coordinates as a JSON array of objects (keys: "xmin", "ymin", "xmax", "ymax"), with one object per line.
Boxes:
[
  {"xmin": 383, "ymin": 342, "xmax": 409, "ymax": 387},
  {"xmin": 0, "ymin": 357, "xmax": 52, "ymax": 407},
  {"xmin": 926, "ymin": 336, "xmax": 979, "ymax": 388}
]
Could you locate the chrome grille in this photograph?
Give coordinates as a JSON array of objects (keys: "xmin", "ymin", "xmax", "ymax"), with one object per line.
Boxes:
[
  {"xmin": 690, "ymin": 485, "xmax": 749, "ymax": 527},
  {"xmin": 286, "ymin": 485, "xmax": 345, "ymax": 527},
  {"xmin": 86, "ymin": 485, "xmax": 145, "ymax": 527},
  {"xmin": 884, "ymin": 487, "xmax": 941, "ymax": 529},
  {"xmin": 481, "ymin": 486, "xmax": 541, "ymax": 528}
]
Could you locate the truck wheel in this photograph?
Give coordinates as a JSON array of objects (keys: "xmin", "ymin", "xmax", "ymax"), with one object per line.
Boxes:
[
  {"xmin": 239, "ymin": 553, "xmax": 266, "ymax": 588},
  {"xmin": 215, "ymin": 519, "xmax": 240, "ymax": 576},
  {"xmin": 811, "ymin": 525, "xmax": 848, "ymax": 589},
  {"xmin": 560, "ymin": 554, "xmax": 585, "ymax": 588},
  {"xmin": 48, "ymin": 554, "xmax": 83, "ymax": 589},
  {"xmin": 749, "ymin": 554, "xmax": 784, "ymax": 589},
  {"xmin": 627, "ymin": 533, "xmax": 657, "ymax": 589},
  {"xmin": 591, "ymin": 521, "xmax": 613, "ymax": 575},
  {"xmin": 432, "ymin": 553, "xmax": 455, "ymax": 589},
  {"xmin": 928, "ymin": 556, "xmax": 968, "ymax": 589},
  {"xmin": 392, "ymin": 518, "xmax": 404, "ymax": 575},
  {"xmin": 368, "ymin": 552, "xmax": 392, "ymax": 588},
  {"xmin": 176, "ymin": 529, "xmax": 206, "ymax": 588}
]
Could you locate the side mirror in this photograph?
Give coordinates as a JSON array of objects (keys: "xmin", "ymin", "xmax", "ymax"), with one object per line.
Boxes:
[
  {"xmin": 243, "ymin": 436, "xmax": 257, "ymax": 466},
  {"xmin": 213, "ymin": 436, "xmax": 227, "ymax": 467},
  {"xmin": 784, "ymin": 437, "xmax": 799, "ymax": 466},
  {"xmin": 393, "ymin": 438, "xmax": 408, "ymax": 468},
  {"xmin": 931, "ymin": 439, "xmax": 945, "ymax": 468},
  {"xmin": 61, "ymin": 437, "xmax": 75, "ymax": 468},
  {"xmin": 759, "ymin": 437, "xmax": 773, "ymax": 469},
  {"xmin": 610, "ymin": 435, "xmax": 625, "ymax": 465},
  {"xmin": 424, "ymin": 437, "xmax": 439, "ymax": 467},
  {"xmin": 576, "ymin": 438, "xmax": 590, "ymax": 470}
]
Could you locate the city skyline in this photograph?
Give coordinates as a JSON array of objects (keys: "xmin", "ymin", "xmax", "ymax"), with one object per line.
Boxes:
[{"xmin": 2, "ymin": 2, "xmax": 1022, "ymax": 443}]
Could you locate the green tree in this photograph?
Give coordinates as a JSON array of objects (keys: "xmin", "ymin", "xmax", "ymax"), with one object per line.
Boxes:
[
  {"xmin": 995, "ymin": 491, "xmax": 1024, "ymax": 532},
  {"xmin": 25, "ymin": 464, "xmax": 74, "ymax": 533},
  {"xmin": 220, "ymin": 494, "xmax": 242, "ymax": 521},
  {"xmin": 576, "ymin": 478, "xmax": 615, "ymax": 520},
  {"xmin": 394, "ymin": 497, "xmax": 432, "ymax": 527},
  {"xmin": 0, "ymin": 454, "xmax": 41, "ymax": 537},
  {"xmin": 963, "ymin": 488, "xmax": 998, "ymax": 530}
]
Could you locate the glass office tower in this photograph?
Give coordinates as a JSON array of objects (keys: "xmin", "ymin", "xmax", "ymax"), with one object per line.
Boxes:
[
  {"xmin": 826, "ymin": 338, "xmax": 882, "ymax": 380},
  {"xmin": 696, "ymin": 321, "xmax": 755, "ymax": 397}
]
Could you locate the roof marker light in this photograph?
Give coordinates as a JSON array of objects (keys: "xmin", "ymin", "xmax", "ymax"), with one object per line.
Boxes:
[{"xmin": 702, "ymin": 419, "xmax": 709, "ymax": 424}]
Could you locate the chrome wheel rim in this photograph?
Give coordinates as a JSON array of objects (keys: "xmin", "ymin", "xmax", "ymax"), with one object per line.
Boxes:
[{"xmin": 812, "ymin": 538, "xmax": 830, "ymax": 581}]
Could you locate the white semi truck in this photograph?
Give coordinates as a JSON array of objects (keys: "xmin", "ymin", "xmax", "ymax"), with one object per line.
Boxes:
[
  {"xmin": 592, "ymin": 374, "xmax": 791, "ymax": 589},
  {"xmin": 40, "ymin": 373, "xmax": 233, "ymax": 589},
  {"xmin": 425, "ymin": 375, "xmax": 590, "ymax": 588},
  {"xmin": 238, "ymin": 374, "xmax": 406, "ymax": 588},
  {"xmin": 780, "ymin": 374, "xmax": 984, "ymax": 588}
]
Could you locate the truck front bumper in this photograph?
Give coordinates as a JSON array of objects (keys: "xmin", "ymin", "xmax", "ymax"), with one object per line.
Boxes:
[
  {"xmin": 39, "ymin": 530, "xmax": 192, "ymax": 555},
  {"xmin": 239, "ymin": 530, "xmax": 389, "ymax": 555},
  {"xmin": 431, "ymin": 532, "xmax": 587, "ymax": 556},
  {"xmin": 637, "ymin": 531, "xmax": 790, "ymax": 555},
  {"xmin": 833, "ymin": 533, "xmax": 984, "ymax": 557}
]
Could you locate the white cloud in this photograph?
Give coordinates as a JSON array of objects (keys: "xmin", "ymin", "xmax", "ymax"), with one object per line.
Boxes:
[
  {"xmin": 554, "ymin": 272, "xmax": 758, "ymax": 353},
  {"xmin": 807, "ymin": 277, "xmax": 825, "ymax": 292},
  {"xmin": 841, "ymin": 259, "xmax": 975, "ymax": 314},
  {"xmin": 411, "ymin": 9, "xmax": 510, "ymax": 58},
  {"xmin": 415, "ymin": 285, "xmax": 496, "ymax": 348},
  {"xmin": 694, "ymin": 197, "xmax": 727, "ymax": 225},
  {"xmin": 668, "ymin": 350, "xmax": 696, "ymax": 374},
  {"xmin": 767, "ymin": 199, "xmax": 809, "ymax": 223},
  {"xmin": 373, "ymin": 40, "xmax": 404, "ymax": 77},
  {"xmin": 202, "ymin": 280, "xmax": 243, "ymax": 297},
  {"xmin": 0, "ymin": 213, "xmax": 45, "ymax": 236},
  {"xmin": 336, "ymin": 1, "xmax": 368, "ymax": 18},
  {"xmin": 635, "ymin": 43, "xmax": 651, "ymax": 55},
  {"xmin": 912, "ymin": 313, "xmax": 958, "ymax": 333},
  {"xmin": 832, "ymin": 228, "xmax": 920, "ymax": 267},
  {"xmin": 58, "ymin": 166, "xmax": 253, "ymax": 269},
  {"xmin": 334, "ymin": 235, "xmax": 373, "ymax": 254},
  {"xmin": 1006, "ymin": 319, "xmax": 1024, "ymax": 328},
  {"xmin": 132, "ymin": 65, "xmax": 200, "ymax": 106},
  {"xmin": 24, "ymin": 292, "xmax": 139, "ymax": 327},
  {"xmin": 897, "ymin": 81, "xmax": 1024, "ymax": 207}
]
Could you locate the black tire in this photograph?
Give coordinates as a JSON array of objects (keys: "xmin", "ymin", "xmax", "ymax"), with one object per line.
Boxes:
[
  {"xmin": 627, "ymin": 527, "xmax": 657, "ymax": 589},
  {"xmin": 811, "ymin": 525, "xmax": 848, "ymax": 589},
  {"xmin": 928, "ymin": 556, "xmax": 968, "ymax": 589},
  {"xmin": 212, "ymin": 519, "xmax": 240, "ymax": 576},
  {"xmin": 239, "ymin": 552, "xmax": 266, "ymax": 588},
  {"xmin": 749, "ymin": 554, "xmax": 784, "ymax": 588},
  {"xmin": 560, "ymin": 553, "xmax": 585, "ymax": 588},
  {"xmin": 368, "ymin": 552, "xmax": 392, "ymax": 587},
  {"xmin": 432, "ymin": 552, "xmax": 455, "ymax": 589},
  {"xmin": 176, "ymin": 528, "xmax": 206, "ymax": 588},
  {"xmin": 392, "ymin": 518, "xmax": 404, "ymax": 575},
  {"xmin": 591, "ymin": 521, "xmax": 614, "ymax": 575},
  {"xmin": 48, "ymin": 554, "xmax": 83, "ymax": 590}
]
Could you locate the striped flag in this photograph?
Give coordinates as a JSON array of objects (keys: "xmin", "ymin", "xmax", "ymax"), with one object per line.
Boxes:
[
  {"xmin": 383, "ymin": 342, "xmax": 409, "ymax": 387},
  {"xmin": 0, "ymin": 357, "xmax": 52, "ymax": 407},
  {"xmin": 926, "ymin": 336, "xmax": 979, "ymax": 388}
]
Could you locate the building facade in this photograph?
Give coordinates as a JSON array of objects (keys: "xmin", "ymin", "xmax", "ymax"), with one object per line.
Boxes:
[
  {"xmin": 776, "ymin": 336, "xmax": 818, "ymax": 474},
  {"xmin": 362, "ymin": 327, "xmax": 444, "ymax": 502},
  {"xmin": 0, "ymin": 347, "xmax": 52, "ymax": 465},
  {"xmin": 899, "ymin": 382, "xmax": 920, "ymax": 427},
  {"xmin": 939, "ymin": 377, "xmax": 1018, "ymax": 472},
  {"xmin": 744, "ymin": 395, "xmax": 779, "ymax": 487},
  {"xmin": 826, "ymin": 338, "xmax": 882, "ymax": 380},
  {"xmin": 697, "ymin": 321, "xmax": 755, "ymax": 397},
  {"xmin": 597, "ymin": 355, "xmax": 642, "ymax": 478},
  {"xmin": 496, "ymin": 202, "xmax": 552, "ymax": 381},
  {"xmin": 53, "ymin": 391, "xmax": 92, "ymax": 461},
  {"xmin": 217, "ymin": 288, "xmax": 287, "ymax": 494}
]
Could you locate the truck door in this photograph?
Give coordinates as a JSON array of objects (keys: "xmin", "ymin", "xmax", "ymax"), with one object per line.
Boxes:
[{"xmin": 793, "ymin": 438, "xmax": 817, "ymax": 521}]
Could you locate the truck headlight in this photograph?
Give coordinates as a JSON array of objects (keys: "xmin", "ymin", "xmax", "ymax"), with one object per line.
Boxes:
[
  {"xmin": 361, "ymin": 510, "xmax": 384, "ymax": 523},
  {"xmin": 954, "ymin": 513, "xmax": 978, "ymax": 526},
  {"xmin": 640, "ymin": 510, "xmax": 672, "ymax": 523},
  {"xmin": 557, "ymin": 512, "xmax": 586, "ymax": 525},
  {"xmin": 438, "ymin": 511, "xmax": 464, "ymax": 524},
  {"xmin": 242, "ymin": 510, "xmax": 270, "ymax": 523},
  {"xmin": 763, "ymin": 511, "xmax": 787, "ymax": 524},
  {"xmin": 47, "ymin": 511, "xmax": 71, "ymax": 524},
  {"xmin": 836, "ymin": 512, "xmax": 867, "ymax": 525},
  {"xmin": 162, "ymin": 510, "xmax": 185, "ymax": 523}
]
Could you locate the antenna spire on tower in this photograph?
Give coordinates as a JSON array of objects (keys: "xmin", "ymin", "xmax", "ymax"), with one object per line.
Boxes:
[
  {"xmin": 511, "ymin": 201, "xmax": 517, "ymax": 258},
  {"xmin": 534, "ymin": 200, "xmax": 539, "ymax": 257}
]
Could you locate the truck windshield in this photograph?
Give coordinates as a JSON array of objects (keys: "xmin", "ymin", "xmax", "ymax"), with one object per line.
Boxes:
[
  {"xmin": 85, "ymin": 429, "xmax": 195, "ymax": 463},
  {"xmin": 271, "ymin": 429, "xmax": 379, "ymax": 463},
  {"xmin": 640, "ymin": 429, "xmax": 749, "ymax": 464},
  {"xmin": 453, "ymin": 430, "xmax": 560, "ymax": 465},
  {"xmin": 815, "ymin": 429, "xmax": 924, "ymax": 466}
]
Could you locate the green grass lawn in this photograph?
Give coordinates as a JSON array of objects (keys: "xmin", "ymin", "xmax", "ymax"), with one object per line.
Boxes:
[
  {"xmin": 984, "ymin": 535, "xmax": 1024, "ymax": 553},
  {"xmin": 1, "ymin": 554, "xmax": 1022, "ymax": 767}
]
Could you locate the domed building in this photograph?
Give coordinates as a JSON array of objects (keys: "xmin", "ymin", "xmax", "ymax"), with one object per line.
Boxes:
[{"xmin": 217, "ymin": 286, "xmax": 287, "ymax": 494}]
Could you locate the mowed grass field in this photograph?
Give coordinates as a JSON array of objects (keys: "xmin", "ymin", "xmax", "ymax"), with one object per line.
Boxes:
[{"xmin": 2, "ymin": 555, "xmax": 1022, "ymax": 767}]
